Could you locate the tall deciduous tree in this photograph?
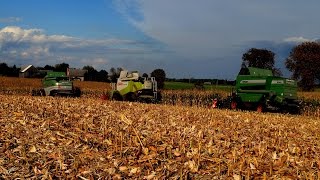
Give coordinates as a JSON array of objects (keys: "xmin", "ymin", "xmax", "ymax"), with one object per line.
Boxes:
[
  {"xmin": 96, "ymin": 70, "xmax": 109, "ymax": 82},
  {"xmin": 242, "ymin": 48, "xmax": 282, "ymax": 76},
  {"xmin": 109, "ymin": 67, "xmax": 123, "ymax": 82},
  {"xmin": 83, "ymin": 65, "xmax": 97, "ymax": 81},
  {"xmin": 0, "ymin": 63, "xmax": 10, "ymax": 76},
  {"xmin": 151, "ymin": 69, "xmax": 166, "ymax": 89},
  {"xmin": 285, "ymin": 42, "xmax": 320, "ymax": 91},
  {"xmin": 44, "ymin": 65, "xmax": 55, "ymax": 70},
  {"xmin": 54, "ymin": 62, "xmax": 69, "ymax": 72}
]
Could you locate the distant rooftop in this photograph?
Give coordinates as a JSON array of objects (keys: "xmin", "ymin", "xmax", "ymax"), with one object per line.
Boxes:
[{"xmin": 20, "ymin": 65, "xmax": 33, "ymax": 73}]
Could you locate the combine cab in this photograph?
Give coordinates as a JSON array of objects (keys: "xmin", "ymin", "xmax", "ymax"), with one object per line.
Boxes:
[
  {"xmin": 216, "ymin": 67, "xmax": 300, "ymax": 114},
  {"xmin": 110, "ymin": 70, "xmax": 161, "ymax": 103},
  {"xmin": 32, "ymin": 72, "xmax": 81, "ymax": 97}
]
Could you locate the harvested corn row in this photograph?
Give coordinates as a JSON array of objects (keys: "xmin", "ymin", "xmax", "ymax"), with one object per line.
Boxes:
[{"xmin": 0, "ymin": 94, "xmax": 319, "ymax": 179}]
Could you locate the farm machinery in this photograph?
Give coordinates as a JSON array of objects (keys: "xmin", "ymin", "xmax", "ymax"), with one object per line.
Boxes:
[
  {"xmin": 31, "ymin": 72, "xmax": 81, "ymax": 97},
  {"xmin": 109, "ymin": 70, "xmax": 161, "ymax": 103},
  {"xmin": 213, "ymin": 66, "xmax": 300, "ymax": 114}
]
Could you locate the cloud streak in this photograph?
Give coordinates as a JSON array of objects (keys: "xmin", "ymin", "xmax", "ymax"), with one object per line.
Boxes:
[
  {"xmin": 0, "ymin": 26, "xmax": 169, "ymax": 72},
  {"xmin": 114, "ymin": 0, "xmax": 320, "ymax": 78},
  {"xmin": 0, "ymin": 17, "xmax": 22, "ymax": 23}
]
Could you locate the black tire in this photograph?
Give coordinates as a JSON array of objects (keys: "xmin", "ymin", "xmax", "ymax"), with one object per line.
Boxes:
[
  {"xmin": 112, "ymin": 92, "xmax": 123, "ymax": 101},
  {"xmin": 31, "ymin": 89, "xmax": 37, "ymax": 96},
  {"xmin": 157, "ymin": 92, "xmax": 162, "ymax": 102},
  {"xmin": 126, "ymin": 92, "xmax": 136, "ymax": 102},
  {"xmin": 74, "ymin": 87, "xmax": 81, "ymax": 97},
  {"xmin": 40, "ymin": 89, "xmax": 46, "ymax": 96},
  {"xmin": 49, "ymin": 90, "xmax": 57, "ymax": 97},
  {"xmin": 288, "ymin": 105, "xmax": 301, "ymax": 115}
]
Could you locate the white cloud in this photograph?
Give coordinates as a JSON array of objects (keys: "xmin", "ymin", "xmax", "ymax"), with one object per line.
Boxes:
[
  {"xmin": 0, "ymin": 26, "xmax": 74, "ymax": 43},
  {"xmin": 283, "ymin": 37, "xmax": 314, "ymax": 43},
  {"xmin": 113, "ymin": 0, "xmax": 320, "ymax": 78},
  {"xmin": 20, "ymin": 46, "xmax": 50, "ymax": 58},
  {"xmin": 0, "ymin": 17, "xmax": 22, "ymax": 23},
  {"xmin": 0, "ymin": 26, "xmax": 167, "ymax": 73}
]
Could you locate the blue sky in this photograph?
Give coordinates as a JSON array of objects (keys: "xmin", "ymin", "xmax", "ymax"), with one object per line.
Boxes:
[{"xmin": 0, "ymin": 0, "xmax": 319, "ymax": 79}]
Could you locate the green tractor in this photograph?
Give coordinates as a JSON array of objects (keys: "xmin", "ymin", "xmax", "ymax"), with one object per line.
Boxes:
[
  {"xmin": 32, "ymin": 72, "xmax": 81, "ymax": 97},
  {"xmin": 109, "ymin": 70, "xmax": 161, "ymax": 103},
  {"xmin": 215, "ymin": 67, "xmax": 300, "ymax": 113}
]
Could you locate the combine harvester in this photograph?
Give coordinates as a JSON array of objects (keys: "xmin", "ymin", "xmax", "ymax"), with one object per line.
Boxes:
[
  {"xmin": 213, "ymin": 66, "xmax": 300, "ymax": 114},
  {"xmin": 32, "ymin": 72, "xmax": 81, "ymax": 97},
  {"xmin": 108, "ymin": 70, "xmax": 161, "ymax": 103}
]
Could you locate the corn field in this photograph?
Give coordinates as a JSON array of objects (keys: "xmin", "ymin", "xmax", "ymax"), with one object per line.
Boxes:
[
  {"xmin": 1, "ymin": 77, "xmax": 320, "ymax": 116},
  {"xmin": 1, "ymin": 77, "xmax": 320, "ymax": 179}
]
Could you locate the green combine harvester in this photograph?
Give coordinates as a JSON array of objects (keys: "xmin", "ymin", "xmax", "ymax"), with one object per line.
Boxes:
[
  {"xmin": 214, "ymin": 66, "xmax": 300, "ymax": 114},
  {"xmin": 32, "ymin": 72, "xmax": 81, "ymax": 97}
]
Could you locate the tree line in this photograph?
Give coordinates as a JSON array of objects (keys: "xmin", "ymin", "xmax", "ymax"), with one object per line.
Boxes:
[{"xmin": 0, "ymin": 62, "xmax": 166, "ymax": 89}]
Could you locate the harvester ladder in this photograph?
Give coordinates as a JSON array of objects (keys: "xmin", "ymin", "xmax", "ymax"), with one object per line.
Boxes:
[
  {"xmin": 111, "ymin": 83, "xmax": 116, "ymax": 90},
  {"xmin": 151, "ymin": 77, "xmax": 158, "ymax": 100}
]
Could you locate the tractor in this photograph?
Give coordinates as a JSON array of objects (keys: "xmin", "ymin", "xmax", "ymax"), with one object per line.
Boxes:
[
  {"xmin": 214, "ymin": 66, "xmax": 300, "ymax": 114},
  {"xmin": 31, "ymin": 72, "xmax": 81, "ymax": 97},
  {"xmin": 109, "ymin": 70, "xmax": 161, "ymax": 103}
]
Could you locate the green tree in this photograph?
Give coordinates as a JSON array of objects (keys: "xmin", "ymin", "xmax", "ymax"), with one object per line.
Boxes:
[
  {"xmin": 96, "ymin": 70, "xmax": 109, "ymax": 82},
  {"xmin": 0, "ymin": 63, "xmax": 9, "ymax": 76},
  {"xmin": 285, "ymin": 42, "xmax": 320, "ymax": 91},
  {"xmin": 83, "ymin": 65, "xmax": 98, "ymax": 81},
  {"xmin": 55, "ymin": 62, "xmax": 69, "ymax": 72},
  {"xmin": 10, "ymin": 65, "xmax": 20, "ymax": 77},
  {"xmin": 151, "ymin": 69, "xmax": 166, "ymax": 89},
  {"xmin": 83, "ymin": 65, "xmax": 97, "ymax": 73},
  {"xmin": 109, "ymin": 67, "xmax": 123, "ymax": 82},
  {"xmin": 242, "ymin": 48, "xmax": 282, "ymax": 76},
  {"xmin": 44, "ymin": 65, "xmax": 55, "ymax": 70}
]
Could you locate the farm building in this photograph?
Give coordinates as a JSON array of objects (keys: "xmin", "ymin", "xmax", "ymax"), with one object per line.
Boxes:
[
  {"xmin": 67, "ymin": 68, "xmax": 87, "ymax": 81},
  {"xmin": 19, "ymin": 65, "xmax": 38, "ymax": 78}
]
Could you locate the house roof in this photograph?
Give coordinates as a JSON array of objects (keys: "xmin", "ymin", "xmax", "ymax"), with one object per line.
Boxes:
[
  {"xmin": 20, "ymin": 65, "xmax": 34, "ymax": 73},
  {"xmin": 68, "ymin": 68, "xmax": 87, "ymax": 77}
]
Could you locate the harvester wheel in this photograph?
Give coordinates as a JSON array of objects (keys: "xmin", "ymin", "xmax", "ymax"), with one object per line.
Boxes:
[
  {"xmin": 40, "ymin": 89, "xmax": 45, "ymax": 96},
  {"xmin": 31, "ymin": 89, "xmax": 37, "ymax": 96},
  {"xmin": 112, "ymin": 92, "xmax": 123, "ymax": 101},
  {"xmin": 157, "ymin": 92, "xmax": 162, "ymax": 102},
  {"xmin": 230, "ymin": 101, "xmax": 237, "ymax": 110},
  {"xmin": 74, "ymin": 87, "xmax": 81, "ymax": 97},
  {"xmin": 126, "ymin": 92, "xmax": 137, "ymax": 102}
]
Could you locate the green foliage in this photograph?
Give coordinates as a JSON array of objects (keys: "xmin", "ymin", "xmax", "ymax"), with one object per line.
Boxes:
[
  {"xmin": 0, "ymin": 63, "xmax": 10, "ymax": 75},
  {"xmin": 82, "ymin": 66, "xmax": 109, "ymax": 82},
  {"xmin": 151, "ymin": 69, "xmax": 166, "ymax": 89},
  {"xmin": 109, "ymin": 67, "xmax": 123, "ymax": 83},
  {"xmin": 0, "ymin": 63, "xmax": 20, "ymax": 77},
  {"xmin": 82, "ymin": 65, "xmax": 97, "ymax": 73},
  {"xmin": 242, "ymin": 48, "xmax": 281, "ymax": 76},
  {"xmin": 44, "ymin": 65, "xmax": 54, "ymax": 70},
  {"xmin": 286, "ymin": 42, "xmax": 320, "ymax": 91},
  {"xmin": 242, "ymin": 48, "xmax": 275, "ymax": 68},
  {"xmin": 54, "ymin": 62, "xmax": 69, "ymax": 72}
]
